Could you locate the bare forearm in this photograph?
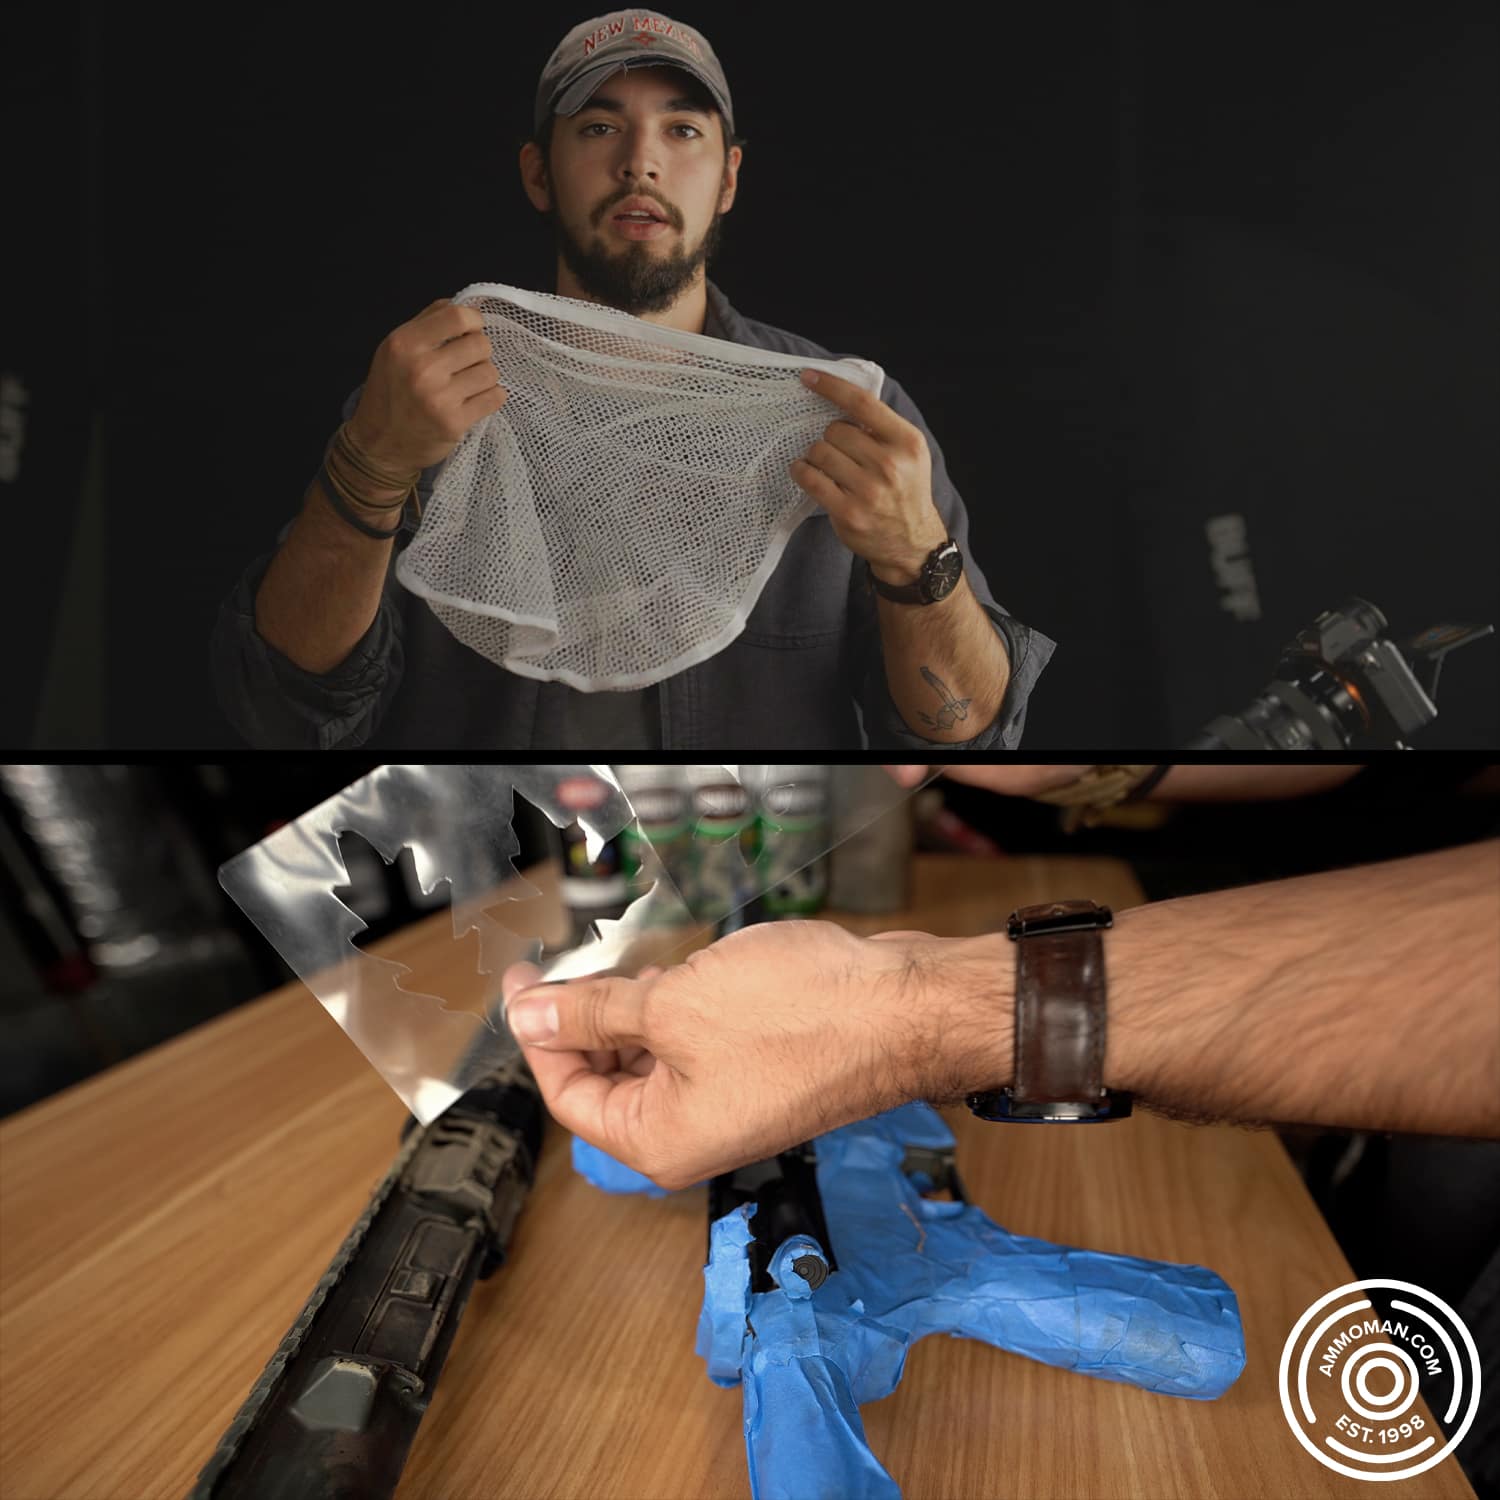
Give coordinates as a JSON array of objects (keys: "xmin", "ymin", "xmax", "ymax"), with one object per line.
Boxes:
[
  {"xmin": 877, "ymin": 578, "xmax": 1010, "ymax": 742},
  {"xmin": 926, "ymin": 840, "xmax": 1500, "ymax": 1138},
  {"xmin": 1153, "ymin": 764, "xmax": 1364, "ymax": 800},
  {"xmin": 254, "ymin": 479, "xmax": 400, "ymax": 674}
]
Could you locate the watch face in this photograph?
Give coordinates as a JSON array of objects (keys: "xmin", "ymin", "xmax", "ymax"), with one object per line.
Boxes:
[{"xmin": 921, "ymin": 543, "xmax": 963, "ymax": 602}]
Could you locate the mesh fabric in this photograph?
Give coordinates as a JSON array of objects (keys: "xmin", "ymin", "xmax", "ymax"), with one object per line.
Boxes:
[{"xmin": 394, "ymin": 282, "xmax": 885, "ymax": 691}]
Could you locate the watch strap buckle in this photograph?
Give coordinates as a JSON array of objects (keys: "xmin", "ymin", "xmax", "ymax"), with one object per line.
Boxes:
[{"xmin": 966, "ymin": 1086, "xmax": 1134, "ymax": 1123}]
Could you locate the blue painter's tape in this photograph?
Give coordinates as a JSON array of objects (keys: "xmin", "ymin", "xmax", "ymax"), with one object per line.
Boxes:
[
  {"xmin": 699, "ymin": 1101, "xmax": 1246, "ymax": 1499},
  {"xmin": 695, "ymin": 1200, "xmax": 756, "ymax": 1386},
  {"xmin": 570, "ymin": 1135, "xmax": 669, "ymax": 1197}
]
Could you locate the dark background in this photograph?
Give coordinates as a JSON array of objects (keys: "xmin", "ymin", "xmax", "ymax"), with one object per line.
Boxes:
[{"xmin": 7, "ymin": 1, "xmax": 1498, "ymax": 748}]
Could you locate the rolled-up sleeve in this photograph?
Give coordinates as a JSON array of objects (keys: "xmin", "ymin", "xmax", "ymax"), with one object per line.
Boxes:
[
  {"xmin": 211, "ymin": 548, "xmax": 406, "ymax": 748},
  {"xmin": 210, "ymin": 382, "xmax": 431, "ymax": 748},
  {"xmin": 851, "ymin": 377, "xmax": 1056, "ymax": 750}
]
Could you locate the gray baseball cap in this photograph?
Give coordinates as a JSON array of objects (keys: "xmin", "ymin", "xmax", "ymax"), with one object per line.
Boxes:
[{"xmin": 534, "ymin": 11, "xmax": 734, "ymax": 140}]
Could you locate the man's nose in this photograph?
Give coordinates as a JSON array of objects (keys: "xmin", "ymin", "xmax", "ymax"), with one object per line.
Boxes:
[{"xmin": 617, "ymin": 131, "xmax": 662, "ymax": 183}]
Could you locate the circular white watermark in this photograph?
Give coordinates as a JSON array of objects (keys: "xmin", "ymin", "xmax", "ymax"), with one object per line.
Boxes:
[{"xmin": 1279, "ymin": 1278, "xmax": 1482, "ymax": 1482}]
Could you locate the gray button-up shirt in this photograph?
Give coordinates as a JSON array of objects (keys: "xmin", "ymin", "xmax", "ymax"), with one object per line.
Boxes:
[{"xmin": 212, "ymin": 281, "xmax": 1054, "ymax": 749}]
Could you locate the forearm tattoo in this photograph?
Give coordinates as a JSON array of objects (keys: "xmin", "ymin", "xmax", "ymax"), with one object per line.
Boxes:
[{"xmin": 916, "ymin": 666, "xmax": 972, "ymax": 731}]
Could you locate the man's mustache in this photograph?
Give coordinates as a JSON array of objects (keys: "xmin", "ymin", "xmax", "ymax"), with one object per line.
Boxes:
[{"xmin": 591, "ymin": 189, "xmax": 682, "ymax": 230}]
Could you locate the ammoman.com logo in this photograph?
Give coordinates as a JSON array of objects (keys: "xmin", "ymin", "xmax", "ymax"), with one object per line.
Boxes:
[{"xmin": 1279, "ymin": 1278, "xmax": 1482, "ymax": 1483}]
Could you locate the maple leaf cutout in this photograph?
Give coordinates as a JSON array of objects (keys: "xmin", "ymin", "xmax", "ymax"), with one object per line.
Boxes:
[{"xmin": 333, "ymin": 832, "xmax": 560, "ymax": 1031}]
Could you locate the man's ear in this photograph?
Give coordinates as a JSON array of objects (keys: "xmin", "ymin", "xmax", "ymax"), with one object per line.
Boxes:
[
  {"xmin": 519, "ymin": 141, "xmax": 551, "ymax": 213},
  {"xmin": 719, "ymin": 144, "xmax": 743, "ymax": 215}
]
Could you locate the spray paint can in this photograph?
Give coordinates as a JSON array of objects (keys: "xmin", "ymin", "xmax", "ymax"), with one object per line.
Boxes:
[
  {"xmin": 552, "ymin": 772, "xmax": 630, "ymax": 948},
  {"xmin": 684, "ymin": 765, "xmax": 759, "ymax": 932},
  {"xmin": 614, "ymin": 764, "xmax": 694, "ymax": 908},
  {"xmin": 828, "ymin": 766, "xmax": 915, "ymax": 914},
  {"xmin": 751, "ymin": 765, "xmax": 831, "ymax": 918}
]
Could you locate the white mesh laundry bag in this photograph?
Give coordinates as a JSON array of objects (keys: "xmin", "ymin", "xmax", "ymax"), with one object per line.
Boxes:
[{"xmin": 393, "ymin": 282, "xmax": 885, "ymax": 691}]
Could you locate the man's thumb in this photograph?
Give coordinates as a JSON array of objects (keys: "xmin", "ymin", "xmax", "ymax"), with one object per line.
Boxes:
[{"xmin": 505, "ymin": 974, "xmax": 647, "ymax": 1052}]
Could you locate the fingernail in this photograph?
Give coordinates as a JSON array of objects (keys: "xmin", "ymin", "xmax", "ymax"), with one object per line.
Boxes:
[
  {"xmin": 801, "ymin": 369, "xmax": 819, "ymax": 386},
  {"xmin": 508, "ymin": 998, "xmax": 558, "ymax": 1044}
]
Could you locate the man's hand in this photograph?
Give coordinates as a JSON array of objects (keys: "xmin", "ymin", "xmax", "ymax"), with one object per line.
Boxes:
[
  {"xmin": 500, "ymin": 922, "xmax": 1000, "ymax": 1191},
  {"xmin": 791, "ymin": 369, "xmax": 949, "ymax": 585},
  {"xmin": 347, "ymin": 298, "xmax": 509, "ymax": 475},
  {"xmin": 789, "ymin": 370, "xmax": 1012, "ymax": 740}
]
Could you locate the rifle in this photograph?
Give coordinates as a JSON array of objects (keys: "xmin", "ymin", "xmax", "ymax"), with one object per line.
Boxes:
[
  {"xmin": 187, "ymin": 1052, "xmax": 543, "ymax": 1500},
  {"xmin": 696, "ymin": 1102, "xmax": 1246, "ymax": 1500}
]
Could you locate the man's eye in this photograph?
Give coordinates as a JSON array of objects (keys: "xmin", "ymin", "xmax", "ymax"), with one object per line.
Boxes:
[{"xmin": 578, "ymin": 121, "xmax": 699, "ymax": 139}]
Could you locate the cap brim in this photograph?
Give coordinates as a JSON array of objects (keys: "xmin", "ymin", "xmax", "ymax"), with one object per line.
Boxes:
[{"xmin": 548, "ymin": 56, "xmax": 733, "ymax": 136}]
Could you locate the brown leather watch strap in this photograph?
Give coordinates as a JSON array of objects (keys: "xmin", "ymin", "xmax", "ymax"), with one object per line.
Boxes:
[
  {"xmin": 968, "ymin": 899, "xmax": 1131, "ymax": 1122},
  {"xmin": 1012, "ymin": 901, "xmax": 1109, "ymax": 1105}
]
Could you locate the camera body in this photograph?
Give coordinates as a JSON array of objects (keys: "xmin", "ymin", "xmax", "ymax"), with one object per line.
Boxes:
[{"xmin": 1191, "ymin": 599, "xmax": 1492, "ymax": 751}]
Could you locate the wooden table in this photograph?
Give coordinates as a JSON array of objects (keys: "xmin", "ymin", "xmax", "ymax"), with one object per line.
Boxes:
[{"xmin": 0, "ymin": 855, "xmax": 1474, "ymax": 1500}]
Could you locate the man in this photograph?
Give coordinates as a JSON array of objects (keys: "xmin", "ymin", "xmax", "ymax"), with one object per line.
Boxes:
[{"xmin": 211, "ymin": 11, "xmax": 1053, "ymax": 749}]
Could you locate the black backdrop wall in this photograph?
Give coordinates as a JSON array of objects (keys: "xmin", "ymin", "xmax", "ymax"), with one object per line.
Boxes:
[{"xmin": 8, "ymin": 1, "xmax": 1497, "ymax": 748}]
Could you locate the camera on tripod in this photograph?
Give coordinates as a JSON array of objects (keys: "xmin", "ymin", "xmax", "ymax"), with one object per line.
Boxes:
[{"xmin": 1189, "ymin": 598, "xmax": 1493, "ymax": 750}]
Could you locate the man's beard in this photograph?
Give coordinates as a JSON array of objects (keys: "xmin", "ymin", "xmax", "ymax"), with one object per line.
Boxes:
[{"xmin": 547, "ymin": 187, "xmax": 727, "ymax": 316}]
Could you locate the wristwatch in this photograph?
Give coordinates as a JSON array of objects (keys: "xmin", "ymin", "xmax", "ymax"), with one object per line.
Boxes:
[
  {"xmin": 967, "ymin": 900, "xmax": 1133, "ymax": 1123},
  {"xmin": 868, "ymin": 538, "xmax": 963, "ymax": 605}
]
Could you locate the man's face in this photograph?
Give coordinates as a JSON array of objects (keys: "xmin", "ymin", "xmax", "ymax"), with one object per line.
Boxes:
[{"xmin": 527, "ymin": 65, "xmax": 741, "ymax": 315}]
